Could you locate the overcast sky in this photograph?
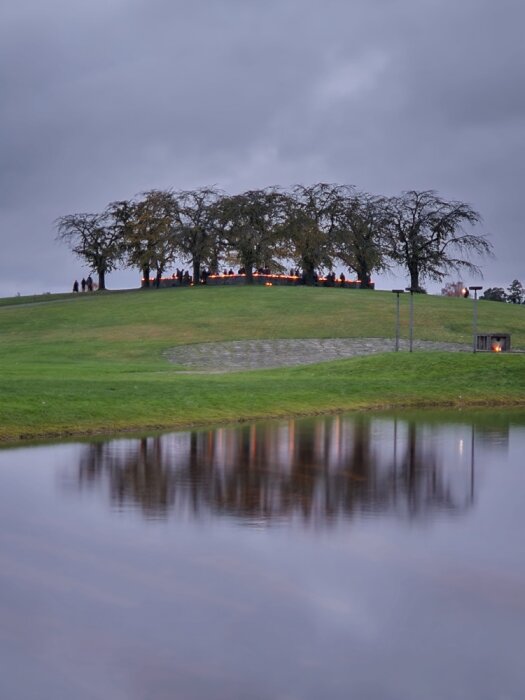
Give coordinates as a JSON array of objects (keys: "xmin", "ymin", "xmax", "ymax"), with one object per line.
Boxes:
[{"xmin": 1, "ymin": 0, "xmax": 523, "ymax": 296}]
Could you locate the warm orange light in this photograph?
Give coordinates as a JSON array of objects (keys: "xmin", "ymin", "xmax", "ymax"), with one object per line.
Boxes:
[
  {"xmin": 265, "ymin": 282, "xmax": 273, "ymax": 286},
  {"xmin": 146, "ymin": 272, "xmax": 371, "ymax": 288},
  {"xmin": 492, "ymin": 342, "xmax": 502, "ymax": 353}
]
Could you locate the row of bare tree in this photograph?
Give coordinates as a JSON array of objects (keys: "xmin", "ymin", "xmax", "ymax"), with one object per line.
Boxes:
[{"xmin": 56, "ymin": 184, "xmax": 491, "ymax": 291}]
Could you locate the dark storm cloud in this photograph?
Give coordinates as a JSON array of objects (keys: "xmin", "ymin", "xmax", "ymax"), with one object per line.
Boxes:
[{"xmin": 1, "ymin": 0, "xmax": 523, "ymax": 295}]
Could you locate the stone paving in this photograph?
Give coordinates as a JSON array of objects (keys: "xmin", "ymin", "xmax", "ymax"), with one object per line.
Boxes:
[{"xmin": 164, "ymin": 338, "xmax": 469, "ymax": 372}]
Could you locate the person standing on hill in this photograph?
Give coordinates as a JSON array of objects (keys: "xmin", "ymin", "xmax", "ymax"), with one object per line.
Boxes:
[{"xmin": 73, "ymin": 280, "xmax": 79, "ymax": 293}]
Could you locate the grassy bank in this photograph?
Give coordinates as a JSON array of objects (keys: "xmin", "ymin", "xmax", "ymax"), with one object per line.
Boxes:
[{"xmin": 1, "ymin": 286, "xmax": 524, "ymax": 443}]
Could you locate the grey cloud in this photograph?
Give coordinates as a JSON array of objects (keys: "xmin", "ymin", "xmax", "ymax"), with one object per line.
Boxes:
[{"xmin": 0, "ymin": 0, "xmax": 523, "ymax": 295}]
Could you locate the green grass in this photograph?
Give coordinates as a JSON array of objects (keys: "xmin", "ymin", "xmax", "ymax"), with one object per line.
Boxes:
[{"xmin": 1, "ymin": 286, "xmax": 524, "ymax": 443}]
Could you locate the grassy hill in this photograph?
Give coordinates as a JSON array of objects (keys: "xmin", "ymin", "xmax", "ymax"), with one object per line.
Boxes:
[{"xmin": 1, "ymin": 286, "xmax": 524, "ymax": 443}]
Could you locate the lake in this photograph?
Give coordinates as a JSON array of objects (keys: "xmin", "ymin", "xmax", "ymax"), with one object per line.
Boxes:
[{"xmin": 1, "ymin": 410, "xmax": 524, "ymax": 699}]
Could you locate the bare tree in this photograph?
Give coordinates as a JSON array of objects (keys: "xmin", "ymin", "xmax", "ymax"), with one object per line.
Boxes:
[
  {"xmin": 333, "ymin": 192, "xmax": 389, "ymax": 288},
  {"xmin": 282, "ymin": 183, "xmax": 350, "ymax": 285},
  {"xmin": 218, "ymin": 187, "xmax": 287, "ymax": 282},
  {"xmin": 55, "ymin": 211, "xmax": 122, "ymax": 290},
  {"xmin": 111, "ymin": 190, "xmax": 178, "ymax": 287},
  {"xmin": 385, "ymin": 190, "xmax": 492, "ymax": 291},
  {"xmin": 173, "ymin": 187, "xmax": 224, "ymax": 282}
]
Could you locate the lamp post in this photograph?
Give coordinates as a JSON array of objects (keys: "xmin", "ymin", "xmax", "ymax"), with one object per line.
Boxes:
[
  {"xmin": 470, "ymin": 423, "xmax": 476, "ymax": 504},
  {"xmin": 405, "ymin": 287, "xmax": 416, "ymax": 352},
  {"xmin": 468, "ymin": 286, "xmax": 483, "ymax": 353},
  {"xmin": 392, "ymin": 289, "xmax": 404, "ymax": 351}
]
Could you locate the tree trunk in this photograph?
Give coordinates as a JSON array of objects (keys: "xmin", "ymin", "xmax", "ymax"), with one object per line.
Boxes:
[
  {"xmin": 142, "ymin": 265, "xmax": 150, "ymax": 288},
  {"xmin": 245, "ymin": 265, "xmax": 254, "ymax": 284},
  {"xmin": 357, "ymin": 267, "xmax": 372, "ymax": 289},
  {"xmin": 209, "ymin": 254, "xmax": 219, "ymax": 275},
  {"xmin": 409, "ymin": 266, "xmax": 420, "ymax": 292},
  {"xmin": 193, "ymin": 260, "xmax": 201, "ymax": 284},
  {"xmin": 303, "ymin": 263, "xmax": 316, "ymax": 286},
  {"xmin": 98, "ymin": 268, "xmax": 106, "ymax": 291}
]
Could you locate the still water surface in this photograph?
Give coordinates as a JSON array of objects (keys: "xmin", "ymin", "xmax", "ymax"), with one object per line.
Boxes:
[{"xmin": 0, "ymin": 411, "xmax": 524, "ymax": 699}]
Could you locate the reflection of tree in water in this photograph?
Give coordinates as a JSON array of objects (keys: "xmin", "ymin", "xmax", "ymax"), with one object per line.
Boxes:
[
  {"xmin": 76, "ymin": 416, "xmax": 477, "ymax": 524},
  {"xmin": 78, "ymin": 439, "xmax": 174, "ymax": 516},
  {"xmin": 390, "ymin": 422, "xmax": 456, "ymax": 518}
]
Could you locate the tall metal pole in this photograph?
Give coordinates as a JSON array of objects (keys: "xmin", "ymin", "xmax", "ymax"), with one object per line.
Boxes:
[
  {"xmin": 407, "ymin": 288, "xmax": 414, "ymax": 353},
  {"xmin": 392, "ymin": 290, "xmax": 404, "ymax": 351},
  {"xmin": 473, "ymin": 290, "xmax": 478, "ymax": 353},
  {"xmin": 469, "ymin": 286, "xmax": 482, "ymax": 353},
  {"xmin": 470, "ymin": 423, "xmax": 475, "ymax": 504},
  {"xmin": 397, "ymin": 294, "xmax": 401, "ymax": 352}
]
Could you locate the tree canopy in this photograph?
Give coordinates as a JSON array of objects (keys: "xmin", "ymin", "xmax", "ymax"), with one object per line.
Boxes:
[
  {"xmin": 55, "ymin": 211, "xmax": 122, "ymax": 290},
  {"xmin": 219, "ymin": 187, "xmax": 287, "ymax": 282},
  {"xmin": 333, "ymin": 192, "xmax": 390, "ymax": 289},
  {"xmin": 173, "ymin": 187, "xmax": 223, "ymax": 282},
  {"xmin": 481, "ymin": 287, "xmax": 508, "ymax": 302},
  {"xmin": 108, "ymin": 190, "xmax": 179, "ymax": 287},
  {"xmin": 281, "ymin": 184, "xmax": 347, "ymax": 285},
  {"xmin": 56, "ymin": 184, "xmax": 492, "ymax": 290},
  {"xmin": 385, "ymin": 190, "xmax": 491, "ymax": 291},
  {"xmin": 507, "ymin": 279, "xmax": 524, "ymax": 304}
]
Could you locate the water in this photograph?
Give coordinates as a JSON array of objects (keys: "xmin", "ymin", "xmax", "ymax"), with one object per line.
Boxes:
[{"xmin": 0, "ymin": 411, "xmax": 524, "ymax": 699}]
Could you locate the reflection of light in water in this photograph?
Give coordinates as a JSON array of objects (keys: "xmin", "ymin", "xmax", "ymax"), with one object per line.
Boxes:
[{"xmin": 459, "ymin": 439, "xmax": 464, "ymax": 456}]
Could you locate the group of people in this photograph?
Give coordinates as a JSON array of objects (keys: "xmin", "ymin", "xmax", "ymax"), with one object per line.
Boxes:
[
  {"xmin": 201, "ymin": 267, "xmax": 348, "ymax": 284},
  {"xmin": 175, "ymin": 268, "xmax": 193, "ymax": 285},
  {"xmin": 72, "ymin": 276, "xmax": 94, "ymax": 293},
  {"xmin": 170, "ymin": 266, "xmax": 285, "ymax": 286},
  {"xmin": 146, "ymin": 266, "xmax": 357, "ymax": 289},
  {"xmin": 324, "ymin": 272, "xmax": 347, "ymax": 286}
]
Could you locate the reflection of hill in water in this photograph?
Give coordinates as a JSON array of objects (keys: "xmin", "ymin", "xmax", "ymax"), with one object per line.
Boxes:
[{"xmin": 73, "ymin": 415, "xmax": 494, "ymax": 525}]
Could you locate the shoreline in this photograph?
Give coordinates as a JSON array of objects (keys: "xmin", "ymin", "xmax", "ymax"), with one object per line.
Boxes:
[{"xmin": 4, "ymin": 394, "xmax": 525, "ymax": 448}]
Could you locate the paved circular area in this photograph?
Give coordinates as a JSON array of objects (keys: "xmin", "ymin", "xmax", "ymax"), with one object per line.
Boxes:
[{"xmin": 164, "ymin": 338, "xmax": 469, "ymax": 372}]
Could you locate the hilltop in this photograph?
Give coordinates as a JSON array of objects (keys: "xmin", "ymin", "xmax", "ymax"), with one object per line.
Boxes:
[{"xmin": 0, "ymin": 286, "xmax": 524, "ymax": 443}]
